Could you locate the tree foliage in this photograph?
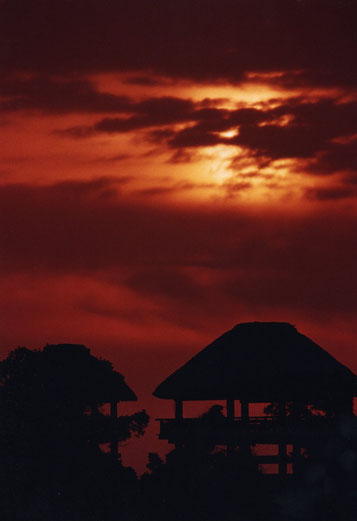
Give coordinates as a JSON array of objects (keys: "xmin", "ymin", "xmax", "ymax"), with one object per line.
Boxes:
[{"xmin": 0, "ymin": 344, "xmax": 148, "ymax": 521}]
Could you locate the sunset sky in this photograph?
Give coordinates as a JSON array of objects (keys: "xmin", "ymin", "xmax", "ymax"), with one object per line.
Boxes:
[{"xmin": 1, "ymin": 0, "xmax": 357, "ymax": 471}]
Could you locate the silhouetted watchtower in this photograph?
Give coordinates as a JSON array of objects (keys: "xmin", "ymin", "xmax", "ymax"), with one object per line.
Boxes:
[{"xmin": 153, "ymin": 322, "xmax": 357, "ymax": 476}]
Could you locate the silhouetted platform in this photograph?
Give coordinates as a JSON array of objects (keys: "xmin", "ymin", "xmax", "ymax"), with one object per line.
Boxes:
[
  {"xmin": 157, "ymin": 415, "xmax": 333, "ymax": 445},
  {"xmin": 153, "ymin": 322, "xmax": 357, "ymax": 475}
]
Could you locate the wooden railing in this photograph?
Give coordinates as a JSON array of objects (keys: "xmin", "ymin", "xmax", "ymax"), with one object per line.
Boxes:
[{"xmin": 156, "ymin": 416, "xmax": 333, "ymax": 444}]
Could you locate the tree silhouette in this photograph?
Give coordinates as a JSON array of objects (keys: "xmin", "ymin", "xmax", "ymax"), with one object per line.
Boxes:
[
  {"xmin": 264, "ymin": 401, "xmax": 328, "ymax": 419},
  {"xmin": 140, "ymin": 405, "xmax": 268, "ymax": 521},
  {"xmin": 0, "ymin": 344, "xmax": 148, "ymax": 521}
]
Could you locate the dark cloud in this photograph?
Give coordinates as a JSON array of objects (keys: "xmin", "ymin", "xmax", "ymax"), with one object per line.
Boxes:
[
  {"xmin": 1, "ymin": 178, "xmax": 357, "ymax": 319},
  {"xmin": 55, "ymin": 96, "xmax": 197, "ymax": 136},
  {"xmin": 54, "ymin": 126, "xmax": 95, "ymax": 138},
  {"xmin": 167, "ymin": 99, "xmax": 357, "ymax": 157},
  {"xmin": 122, "ymin": 76, "xmax": 164, "ymax": 86},
  {"xmin": 127, "ymin": 268, "xmax": 204, "ymax": 302},
  {"xmin": 96, "ymin": 101, "xmax": 231, "ymax": 135},
  {"xmin": 98, "ymin": 155, "xmax": 132, "ymax": 163},
  {"xmin": 231, "ymin": 124, "xmax": 325, "ymax": 159},
  {"xmin": 151, "ymin": 98, "xmax": 357, "ymax": 175},
  {"xmin": 277, "ymin": 99, "xmax": 357, "ymax": 140},
  {"xmin": 64, "ymin": 95, "xmax": 357, "ymax": 140},
  {"xmin": 94, "ymin": 97, "xmax": 196, "ymax": 132},
  {"xmin": 133, "ymin": 181, "xmax": 215, "ymax": 197},
  {"xmin": 308, "ymin": 140, "xmax": 357, "ymax": 175},
  {"xmin": 273, "ymin": 67, "xmax": 357, "ymax": 90},
  {"xmin": 228, "ymin": 108, "xmax": 269, "ymax": 127},
  {"xmin": 0, "ymin": 76, "xmax": 132, "ymax": 114},
  {"xmin": 62, "ymin": 104, "xmax": 269, "ymax": 137},
  {"xmin": 166, "ymin": 150, "xmax": 197, "ymax": 164},
  {"xmin": 223, "ymin": 181, "xmax": 252, "ymax": 194},
  {"xmin": 167, "ymin": 126, "xmax": 223, "ymax": 148},
  {"xmin": 55, "ymin": 95, "xmax": 357, "ymax": 179},
  {"xmin": 305, "ymin": 186, "xmax": 357, "ymax": 201},
  {"xmin": 5, "ymin": 72, "xmax": 357, "ymax": 181},
  {"xmin": 1, "ymin": 0, "xmax": 356, "ymax": 88}
]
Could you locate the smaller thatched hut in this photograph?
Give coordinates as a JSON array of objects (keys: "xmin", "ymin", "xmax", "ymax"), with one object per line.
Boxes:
[{"xmin": 43, "ymin": 344, "xmax": 137, "ymax": 457}]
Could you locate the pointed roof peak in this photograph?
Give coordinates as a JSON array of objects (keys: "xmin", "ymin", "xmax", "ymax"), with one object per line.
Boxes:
[
  {"xmin": 233, "ymin": 321, "xmax": 296, "ymax": 329},
  {"xmin": 153, "ymin": 322, "xmax": 357, "ymax": 401},
  {"xmin": 230, "ymin": 321, "xmax": 297, "ymax": 336}
]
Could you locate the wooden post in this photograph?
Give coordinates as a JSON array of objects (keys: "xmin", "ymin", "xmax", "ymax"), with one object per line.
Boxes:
[
  {"xmin": 227, "ymin": 398, "xmax": 235, "ymax": 455},
  {"xmin": 240, "ymin": 400, "xmax": 250, "ymax": 455},
  {"xmin": 227, "ymin": 398, "xmax": 235, "ymax": 419},
  {"xmin": 278, "ymin": 401, "xmax": 287, "ymax": 476},
  {"xmin": 110, "ymin": 400, "xmax": 118, "ymax": 458},
  {"xmin": 175, "ymin": 399, "xmax": 183, "ymax": 420},
  {"xmin": 278, "ymin": 401, "xmax": 286, "ymax": 422},
  {"xmin": 241, "ymin": 400, "xmax": 249, "ymax": 422},
  {"xmin": 92, "ymin": 403, "xmax": 100, "ymax": 416},
  {"xmin": 278, "ymin": 443, "xmax": 287, "ymax": 477},
  {"xmin": 174, "ymin": 399, "xmax": 183, "ymax": 449},
  {"xmin": 291, "ymin": 401, "xmax": 300, "ymax": 475},
  {"xmin": 292, "ymin": 445, "xmax": 300, "ymax": 474}
]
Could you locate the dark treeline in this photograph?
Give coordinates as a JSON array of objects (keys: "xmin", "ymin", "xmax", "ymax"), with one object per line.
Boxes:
[{"xmin": 1, "ymin": 345, "xmax": 357, "ymax": 521}]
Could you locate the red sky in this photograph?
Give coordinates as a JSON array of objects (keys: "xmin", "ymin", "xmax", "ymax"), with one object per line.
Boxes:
[{"xmin": 1, "ymin": 0, "xmax": 357, "ymax": 472}]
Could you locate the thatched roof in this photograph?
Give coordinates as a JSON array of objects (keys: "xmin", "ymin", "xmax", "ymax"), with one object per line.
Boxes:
[
  {"xmin": 43, "ymin": 344, "xmax": 137, "ymax": 402},
  {"xmin": 153, "ymin": 322, "xmax": 357, "ymax": 402}
]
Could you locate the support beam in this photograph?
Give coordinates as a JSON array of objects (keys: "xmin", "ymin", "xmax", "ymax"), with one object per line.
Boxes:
[
  {"xmin": 227, "ymin": 398, "xmax": 235, "ymax": 455},
  {"xmin": 174, "ymin": 400, "xmax": 183, "ymax": 449},
  {"xmin": 278, "ymin": 401, "xmax": 287, "ymax": 476},
  {"xmin": 175, "ymin": 399, "xmax": 183, "ymax": 420},
  {"xmin": 278, "ymin": 443, "xmax": 287, "ymax": 477},
  {"xmin": 91, "ymin": 403, "xmax": 100, "ymax": 416},
  {"xmin": 241, "ymin": 400, "xmax": 249, "ymax": 422},
  {"xmin": 292, "ymin": 445, "xmax": 300, "ymax": 474},
  {"xmin": 240, "ymin": 400, "xmax": 250, "ymax": 455},
  {"xmin": 278, "ymin": 401, "xmax": 286, "ymax": 424},
  {"xmin": 227, "ymin": 398, "xmax": 235, "ymax": 419}
]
